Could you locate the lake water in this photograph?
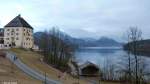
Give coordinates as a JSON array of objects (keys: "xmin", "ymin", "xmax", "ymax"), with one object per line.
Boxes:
[{"xmin": 75, "ymin": 47, "xmax": 150, "ymax": 69}]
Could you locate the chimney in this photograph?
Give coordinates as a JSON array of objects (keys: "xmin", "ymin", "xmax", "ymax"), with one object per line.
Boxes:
[{"xmin": 18, "ymin": 14, "xmax": 21, "ymax": 17}]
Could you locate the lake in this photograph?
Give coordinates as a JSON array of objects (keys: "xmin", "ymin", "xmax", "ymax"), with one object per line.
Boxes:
[{"xmin": 75, "ymin": 47, "xmax": 150, "ymax": 69}]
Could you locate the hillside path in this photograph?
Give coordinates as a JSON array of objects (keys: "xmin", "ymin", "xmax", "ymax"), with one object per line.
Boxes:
[{"xmin": 6, "ymin": 51, "xmax": 62, "ymax": 84}]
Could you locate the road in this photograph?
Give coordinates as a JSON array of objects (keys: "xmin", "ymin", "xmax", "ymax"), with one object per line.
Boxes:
[{"xmin": 6, "ymin": 51, "xmax": 62, "ymax": 84}]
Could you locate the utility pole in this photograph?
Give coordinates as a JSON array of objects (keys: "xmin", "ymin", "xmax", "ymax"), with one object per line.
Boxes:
[
  {"xmin": 11, "ymin": 56, "xmax": 15, "ymax": 73},
  {"xmin": 99, "ymin": 64, "xmax": 101, "ymax": 84},
  {"xmin": 44, "ymin": 72, "xmax": 47, "ymax": 84},
  {"xmin": 11, "ymin": 61, "xmax": 13, "ymax": 73}
]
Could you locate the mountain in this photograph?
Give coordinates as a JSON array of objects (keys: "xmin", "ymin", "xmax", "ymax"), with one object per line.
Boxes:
[
  {"xmin": 95, "ymin": 37, "xmax": 122, "ymax": 47},
  {"xmin": 74, "ymin": 37, "xmax": 122, "ymax": 47},
  {"xmin": 33, "ymin": 32, "xmax": 45, "ymax": 46},
  {"xmin": 34, "ymin": 32, "xmax": 122, "ymax": 47}
]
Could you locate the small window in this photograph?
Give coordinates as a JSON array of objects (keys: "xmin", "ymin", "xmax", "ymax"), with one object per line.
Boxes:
[
  {"xmin": 9, "ymin": 44, "xmax": 11, "ymax": 47},
  {"xmin": 16, "ymin": 29, "xmax": 19, "ymax": 31},
  {"xmin": 6, "ymin": 38, "xmax": 9, "ymax": 40},
  {"xmin": 16, "ymin": 33, "xmax": 19, "ymax": 35},
  {"xmin": 7, "ymin": 33, "xmax": 9, "ymax": 35},
  {"xmin": 7, "ymin": 29, "xmax": 10, "ymax": 31},
  {"xmin": 12, "ymin": 29, "xmax": 14, "ymax": 32},
  {"xmin": 16, "ymin": 37, "xmax": 19, "ymax": 40},
  {"xmin": 24, "ymin": 29, "xmax": 25, "ymax": 31}
]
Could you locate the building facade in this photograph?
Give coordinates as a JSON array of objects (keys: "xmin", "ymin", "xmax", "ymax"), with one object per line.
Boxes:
[
  {"xmin": 2, "ymin": 15, "xmax": 34, "ymax": 49},
  {"xmin": 0, "ymin": 28, "xmax": 4, "ymax": 49},
  {"xmin": 0, "ymin": 28, "xmax": 4, "ymax": 43}
]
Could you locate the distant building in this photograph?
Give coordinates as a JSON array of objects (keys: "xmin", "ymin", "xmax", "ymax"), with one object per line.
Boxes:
[
  {"xmin": 0, "ymin": 14, "xmax": 34, "ymax": 49},
  {"xmin": 0, "ymin": 28, "xmax": 4, "ymax": 49},
  {"xmin": 0, "ymin": 28, "xmax": 4, "ymax": 43}
]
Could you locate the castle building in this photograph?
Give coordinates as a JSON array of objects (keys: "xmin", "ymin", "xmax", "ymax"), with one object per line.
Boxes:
[{"xmin": 1, "ymin": 15, "xmax": 34, "ymax": 49}]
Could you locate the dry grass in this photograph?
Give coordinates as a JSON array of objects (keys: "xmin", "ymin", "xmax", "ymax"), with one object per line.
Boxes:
[
  {"xmin": 0, "ymin": 54, "xmax": 42, "ymax": 84},
  {"xmin": 9, "ymin": 48, "xmax": 122, "ymax": 84},
  {"xmin": 10, "ymin": 48, "xmax": 90, "ymax": 84},
  {"xmin": 83, "ymin": 77, "xmax": 120, "ymax": 84},
  {"xmin": 101, "ymin": 82, "xmax": 120, "ymax": 84}
]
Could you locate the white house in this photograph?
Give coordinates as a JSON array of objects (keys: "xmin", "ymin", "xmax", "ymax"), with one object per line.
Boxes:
[
  {"xmin": 3, "ymin": 15, "xmax": 34, "ymax": 49},
  {"xmin": 0, "ymin": 15, "xmax": 35, "ymax": 49}
]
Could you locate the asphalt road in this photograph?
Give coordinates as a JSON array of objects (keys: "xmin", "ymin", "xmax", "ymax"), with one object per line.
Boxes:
[{"xmin": 6, "ymin": 51, "xmax": 62, "ymax": 84}]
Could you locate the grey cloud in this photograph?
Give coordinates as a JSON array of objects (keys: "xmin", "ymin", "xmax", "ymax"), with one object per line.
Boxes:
[{"xmin": 0, "ymin": 0, "xmax": 150, "ymax": 41}]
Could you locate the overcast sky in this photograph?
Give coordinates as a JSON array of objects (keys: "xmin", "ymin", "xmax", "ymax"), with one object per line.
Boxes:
[{"xmin": 0, "ymin": 0, "xmax": 150, "ymax": 41}]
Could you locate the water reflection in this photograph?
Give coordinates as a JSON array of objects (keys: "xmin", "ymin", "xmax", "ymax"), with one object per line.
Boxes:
[{"xmin": 75, "ymin": 47, "xmax": 150, "ymax": 69}]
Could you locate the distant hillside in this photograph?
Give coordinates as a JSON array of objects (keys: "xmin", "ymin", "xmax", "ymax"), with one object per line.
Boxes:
[
  {"xmin": 34, "ymin": 32, "xmax": 44, "ymax": 47},
  {"xmin": 34, "ymin": 32, "xmax": 122, "ymax": 47},
  {"xmin": 124, "ymin": 39, "xmax": 150, "ymax": 55},
  {"xmin": 73, "ymin": 37, "xmax": 122, "ymax": 47},
  {"xmin": 95, "ymin": 37, "xmax": 122, "ymax": 47}
]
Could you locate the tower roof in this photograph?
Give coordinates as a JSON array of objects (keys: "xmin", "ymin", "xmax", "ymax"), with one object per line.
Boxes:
[{"xmin": 4, "ymin": 14, "xmax": 33, "ymax": 29}]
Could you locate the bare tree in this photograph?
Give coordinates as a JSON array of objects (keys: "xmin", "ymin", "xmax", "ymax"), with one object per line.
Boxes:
[
  {"xmin": 119, "ymin": 29, "xmax": 135, "ymax": 84},
  {"xmin": 118, "ymin": 52, "xmax": 134, "ymax": 84},
  {"xmin": 128, "ymin": 27, "xmax": 142, "ymax": 84},
  {"xmin": 39, "ymin": 27, "xmax": 75, "ymax": 71},
  {"xmin": 123, "ymin": 27, "xmax": 149, "ymax": 84},
  {"xmin": 102, "ymin": 56, "xmax": 116, "ymax": 81}
]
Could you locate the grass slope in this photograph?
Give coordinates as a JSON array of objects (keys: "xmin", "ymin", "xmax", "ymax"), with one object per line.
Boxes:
[
  {"xmin": 10, "ymin": 48, "xmax": 89, "ymax": 84},
  {"xmin": 0, "ymin": 53, "xmax": 41, "ymax": 84}
]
